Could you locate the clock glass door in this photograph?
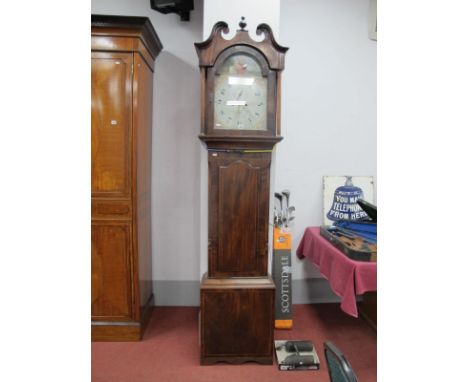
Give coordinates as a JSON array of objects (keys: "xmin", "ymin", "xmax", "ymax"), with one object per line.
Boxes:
[{"xmin": 214, "ymin": 53, "xmax": 267, "ymax": 131}]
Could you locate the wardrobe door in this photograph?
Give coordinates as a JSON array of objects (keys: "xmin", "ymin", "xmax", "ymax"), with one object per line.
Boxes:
[
  {"xmin": 91, "ymin": 51, "xmax": 134, "ymax": 322},
  {"xmin": 91, "ymin": 52, "xmax": 132, "ymax": 198},
  {"xmin": 91, "ymin": 222, "xmax": 133, "ymax": 320}
]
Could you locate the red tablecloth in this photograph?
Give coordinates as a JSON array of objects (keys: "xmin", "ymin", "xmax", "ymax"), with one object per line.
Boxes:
[{"xmin": 296, "ymin": 227, "xmax": 377, "ymax": 317}]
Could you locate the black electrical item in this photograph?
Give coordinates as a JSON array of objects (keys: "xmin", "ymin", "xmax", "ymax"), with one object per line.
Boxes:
[{"xmin": 150, "ymin": 0, "xmax": 194, "ymax": 21}]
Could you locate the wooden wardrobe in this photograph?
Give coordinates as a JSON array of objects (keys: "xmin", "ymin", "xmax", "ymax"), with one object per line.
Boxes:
[{"xmin": 91, "ymin": 15, "xmax": 162, "ymax": 341}]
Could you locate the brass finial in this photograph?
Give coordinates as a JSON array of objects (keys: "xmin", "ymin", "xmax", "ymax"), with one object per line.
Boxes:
[{"xmin": 239, "ymin": 16, "xmax": 247, "ymax": 30}]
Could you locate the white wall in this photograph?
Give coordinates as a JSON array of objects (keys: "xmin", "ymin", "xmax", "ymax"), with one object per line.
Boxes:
[
  {"xmin": 278, "ymin": 0, "xmax": 377, "ymax": 281},
  {"xmin": 203, "ymin": 0, "xmax": 280, "ymax": 40}
]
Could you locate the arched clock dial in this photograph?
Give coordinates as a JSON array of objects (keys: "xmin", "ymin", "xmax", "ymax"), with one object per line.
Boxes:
[{"xmin": 214, "ymin": 53, "xmax": 267, "ymax": 131}]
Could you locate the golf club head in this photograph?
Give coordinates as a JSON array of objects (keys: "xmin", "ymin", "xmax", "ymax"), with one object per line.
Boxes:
[
  {"xmin": 281, "ymin": 190, "xmax": 290, "ymax": 209},
  {"xmin": 282, "ymin": 214, "xmax": 288, "ymax": 227},
  {"xmin": 278, "ymin": 191, "xmax": 288, "ymax": 222},
  {"xmin": 273, "ymin": 207, "xmax": 281, "ymax": 227},
  {"xmin": 274, "ymin": 205, "xmax": 283, "ymax": 227}
]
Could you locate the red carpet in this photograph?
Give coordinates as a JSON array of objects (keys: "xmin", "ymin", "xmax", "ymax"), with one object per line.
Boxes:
[{"xmin": 92, "ymin": 304, "xmax": 376, "ymax": 382}]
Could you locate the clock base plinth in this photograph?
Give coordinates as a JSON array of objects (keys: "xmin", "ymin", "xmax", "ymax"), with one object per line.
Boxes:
[{"xmin": 200, "ymin": 274, "xmax": 275, "ymax": 365}]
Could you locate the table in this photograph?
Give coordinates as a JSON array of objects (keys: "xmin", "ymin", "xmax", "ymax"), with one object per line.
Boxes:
[{"xmin": 296, "ymin": 227, "xmax": 377, "ymax": 318}]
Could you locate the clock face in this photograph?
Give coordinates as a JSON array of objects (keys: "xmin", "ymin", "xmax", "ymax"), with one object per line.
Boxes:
[{"xmin": 214, "ymin": 53, "xmax": 267, "ymax": 131}]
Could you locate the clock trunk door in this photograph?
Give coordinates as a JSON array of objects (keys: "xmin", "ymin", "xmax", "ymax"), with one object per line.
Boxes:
[{"xmin": 208, "ymin": 151, "xmax": 271, "ymax": 277}]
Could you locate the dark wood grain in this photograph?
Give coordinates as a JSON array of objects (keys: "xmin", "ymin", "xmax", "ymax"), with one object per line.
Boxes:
[
  {"xmin": 195, "ymin": 22, "xmax": 288, "ymax": 70},
  {"xmin": 218, "ymin": 161, "xmax": 258, "ymax": 273},
  {"xmin": 91, "ymin": 15, "xmax": 161, "ymax": 341},
  {"xmin": 200, "ymin": 274, "xmax": 275, "ymax": 365},
  {"xmin": 195, "ymin": 21, "xmax": 287, "ymax": 141},
  {"xmin": 199, "ymin": 136, "xmax": 282, "ymax": 150},
  {"xmin": 196, "ymin": 21, "xmax": 287, "ymax": 364},
  {"xmin": 208, "ymin": 151, "xmax": 271, "ymax": 277}
]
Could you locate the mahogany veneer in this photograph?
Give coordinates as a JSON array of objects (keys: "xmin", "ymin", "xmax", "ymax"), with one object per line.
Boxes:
[
  {"xmin": 91, "ymin": 15, "xmax": 162, "ymax": 341},
  {"xmin": 200, "ymin": 274, "xmax": 275, "ymax": 365},
  {"xmin": 208, "ymin": 151, "xmax": 272, "ymax": 278},
  {"xmin": 195, "ymin": 21, "xmax": 288, "ymax": 364}
]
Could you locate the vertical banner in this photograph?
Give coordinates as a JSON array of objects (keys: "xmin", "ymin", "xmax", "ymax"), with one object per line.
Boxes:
[{"xmin": 273, "ymin": 226, "xmax": 292, "ymax": 329}]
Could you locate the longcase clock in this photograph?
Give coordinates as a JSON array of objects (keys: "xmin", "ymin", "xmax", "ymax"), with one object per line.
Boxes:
[{"xmin": 195, "ymin": 18, "xmax": 288, "ymax": 364}]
